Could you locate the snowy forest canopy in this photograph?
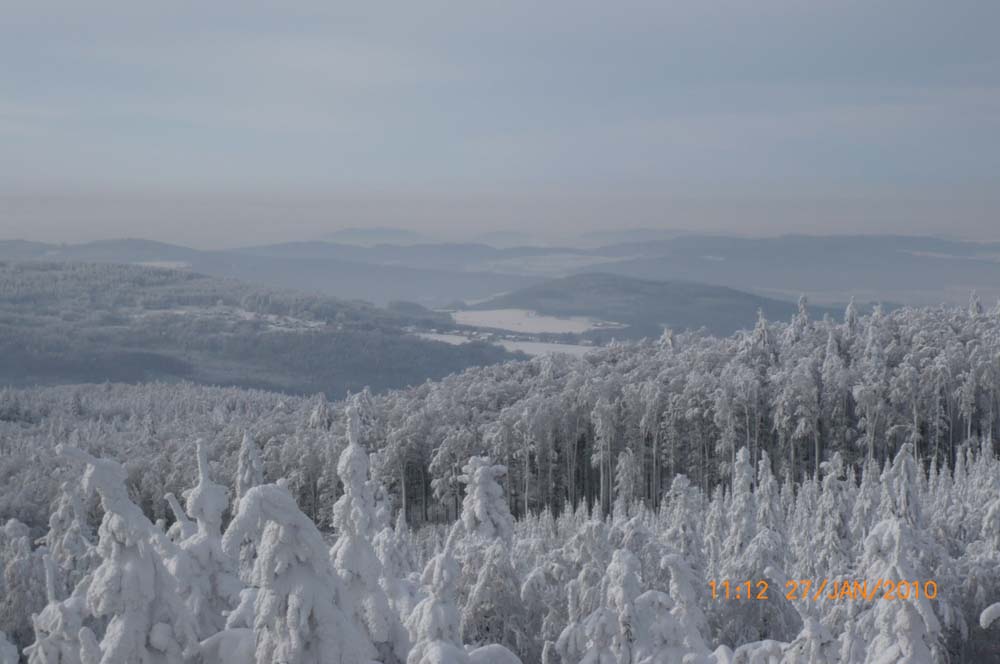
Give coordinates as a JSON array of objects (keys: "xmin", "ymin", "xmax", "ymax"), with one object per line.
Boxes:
[{"xmin": 3, "ymin": 296, "xmax": 1000, "ymax": 661}]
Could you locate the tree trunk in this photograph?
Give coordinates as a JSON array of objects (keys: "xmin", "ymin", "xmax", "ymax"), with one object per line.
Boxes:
[
  {"xmin": 400, "ymin": 463, "xmax": 408, "ymax": 524},
  {"xmin": 814, "ymin": 427, "xmax": 820, "ymax": 479}
]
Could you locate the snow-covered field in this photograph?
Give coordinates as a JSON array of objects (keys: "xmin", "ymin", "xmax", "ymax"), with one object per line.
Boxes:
[
  {"xmin": 451, "ymin": 308, "xmax": 621, "ymax": 334},
  {"xmin": 417, "ymin": 332, "xmax": 594, "ymax": 357}
]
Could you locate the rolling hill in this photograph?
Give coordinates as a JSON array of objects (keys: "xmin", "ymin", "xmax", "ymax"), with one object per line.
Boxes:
[
  {"xmin": 0, "ymin": 261, "xmax": 517, "ymax": 396},
  {"xmin": 469, "ymin": 272, "xmax": 842, "ymax": 339}
]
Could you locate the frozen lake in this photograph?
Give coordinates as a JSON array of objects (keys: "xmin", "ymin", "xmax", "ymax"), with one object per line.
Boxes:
[{"xmin": 451, "ymin": 308, "xmax": 621, "ymax": 334}]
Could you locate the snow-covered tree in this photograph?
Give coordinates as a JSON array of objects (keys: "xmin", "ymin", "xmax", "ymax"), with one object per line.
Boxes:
[
  {"xmin": 236, "ymin": 431, "xmax": 264, "ymax": 504},
  {"xmin": 613, "ymin": 447, "xmax": 643, "ymax": 517},
  {"xmin": 459, "ymin": 457, "xmax": 514, "ymax": 545},
  {"xmin": 24, "ymin": 555, "xmax": 93, "ymax": 664},
  {"xmin": 58, "ymin": 445, "xmax": 199, "ymax": 664},
  {"xmin": 1, "ymin": 528, "xmax": 46, "ymax": 651},
  {"xmin": 330, "ymin": 404, "xmax": 409, "ymax": 663},
  {"xmin": 41, "ymin": 482, "xmax": 96, "ymax": 599},
  {"xmin": 172, "ymin": 440, "xmax": 241, "ymax": 638},
  {"xmin": 406, "ymin": 524, "xmax": 470, "ymax": 664},
  {"xmin": 375, "ymin": 511, "xmax": 419, "ymax": 618},
  {"xmin": 461, "ymin": 541, "xmax": 523, "ymax": 653},
  {"xmin": 222, "ymin": 482, "xmax": 375, "ymax": 664}
]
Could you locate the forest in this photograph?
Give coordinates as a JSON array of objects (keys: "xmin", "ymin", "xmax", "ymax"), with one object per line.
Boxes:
[
  {"xmin": 0, "ymin": 262, "xmax": 516, "ymax": 396},
  {"xmin": 2, "ymin": 295, "xmax": 1000, "ymax": 661}
]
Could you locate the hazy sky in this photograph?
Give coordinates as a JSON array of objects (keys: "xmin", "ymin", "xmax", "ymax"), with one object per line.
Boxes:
[{"xmin": 2, "ymin": 1, "xmax": 999, "ymax": 247}]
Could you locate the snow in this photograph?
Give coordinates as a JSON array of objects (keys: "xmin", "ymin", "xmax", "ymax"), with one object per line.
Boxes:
[
  {"xmin": 451, "ymin": 309, "xmax": 622, "ymax": 334},
  {"xmin": 467, "ymin": 644, "xmax": 523, "ymax": 664},
  {"xmin": 980, "ymin": 603, "xmax": 1000, "ymax": 630},
  {"xmin": 6, "ymin": 298, "xmax": 1000, "ymax": 662}
]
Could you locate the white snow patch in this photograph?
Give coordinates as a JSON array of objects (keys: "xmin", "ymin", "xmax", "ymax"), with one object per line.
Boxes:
[
  {"xmin": 451, "ymin": 309, "xmax": 622, "ymax": 334},
  {"xmin": 135, "ymin": 261, "xmax": 191, "ymax": 269}
]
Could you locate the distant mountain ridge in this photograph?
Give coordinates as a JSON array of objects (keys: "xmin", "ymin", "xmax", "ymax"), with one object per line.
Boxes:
[
  {"xmin": 322, "ymin": 226, "xmax": 430, "ymax": 246},
  {"xmin": 585, "ymin": 234, "xmax": 1000, "ymax": 305},
  {"xmin": 2, "ymin": 232, "xmax": 999, "ymax": 308},
  {"xmin": 0, "ymin": 261, "xmax": 516, "ymax": 396},
  {"xmin": 0, "ymin": 238, "xmax": 541, "ymax": 307}
]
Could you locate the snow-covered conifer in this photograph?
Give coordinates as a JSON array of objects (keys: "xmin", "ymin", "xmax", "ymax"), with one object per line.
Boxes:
[
  {"xmin": 331, "ymin": 404, "xmax": 408, "ymax": 663},
  {"xmin": 222, "ymin": 482, "xmax": 375, "ymax": 664},
  {"xmin": 1, "ymin": 530, "xmax": 46, "ymax": 651},
  {"xmin": 554, "ymin": 580, "xmax": 588, "ymax": 664},
  {"xmin": 24, "ymin": 555, "xmax": 92, "ymax": 664},
  {"xmin": 235, "ymin": 431, "xmax": 264, "ymax": 504},
  {"xmin": 406, "ymin": 524, "xmax": 470, "ymax": 664},
  {"xmin": 375, "ymin": 511, "xmax": 420, "ymax": 617},
  {"xmin": 612, "ymin": 447, "xmax": 643, "ymax": 518},
  {"xmin": 461, "ymin": 541, "xmax": 523, "ymax": 652},
  {"xmin": 42, "ymin": 483, "xmax": 96, "ymax": 599},
  {"xmin": 58, "ymin": 445, "xmax": 199, "ymax": 664},
  {"xmin": 459, "ymin": 456, "xmax": 514, "ymax": 544},
  {"xmin": 172, "ymin": 440, "xmax": 241, "ymax": 638},
  {"xmin": 164, "ymin": 492, "xmax": 196, "ymax": 543}
]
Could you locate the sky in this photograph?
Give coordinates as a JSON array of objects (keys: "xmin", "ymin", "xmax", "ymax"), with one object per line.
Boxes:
[{"xmin": 2, "ymin": 1, "xmax": 999, "ymax": 247}]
